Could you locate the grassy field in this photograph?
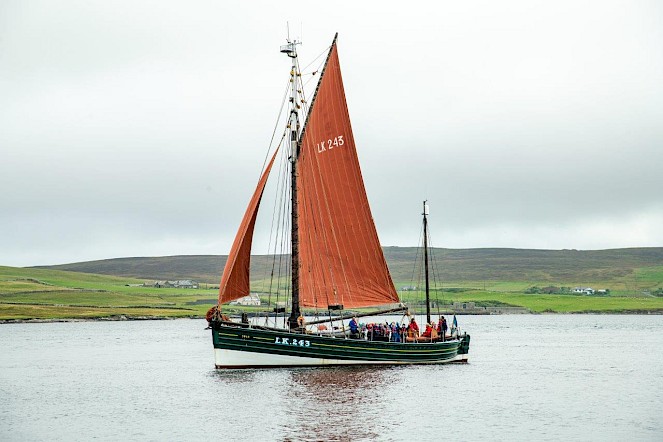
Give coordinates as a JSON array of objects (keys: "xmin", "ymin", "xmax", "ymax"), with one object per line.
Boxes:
[
  {"xmin": 399, "ymin": 289, "xmax": 663, "ymax": 313},
  {"xmin": 2, "ymin": 261, "xmax": 663, "ymax": 320},
  {"xmin": 0, "ymin": 266, "xmax": 222, "ymax": 320}
]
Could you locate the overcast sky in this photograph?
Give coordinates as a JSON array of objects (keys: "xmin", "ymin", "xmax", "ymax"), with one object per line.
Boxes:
[{"xmin": 1, "ymin": 0, "xmax": 662, "ymax": 267}]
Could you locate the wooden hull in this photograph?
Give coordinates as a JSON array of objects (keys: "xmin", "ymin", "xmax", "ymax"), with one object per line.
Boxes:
[{"xmin": 211, "ymin": 323, "xmax": 470, "ymax": 368}]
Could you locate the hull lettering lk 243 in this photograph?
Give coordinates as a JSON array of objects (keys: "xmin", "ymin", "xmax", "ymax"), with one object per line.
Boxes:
[{"xmin": 275, "ymin": 336, "xmax": 311, "ymax": 347}]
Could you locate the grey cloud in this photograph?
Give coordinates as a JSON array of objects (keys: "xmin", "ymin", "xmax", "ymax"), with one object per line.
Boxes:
[{"xmin": 1, "ymin": 0, "xmax": 662, "ymax": 266}]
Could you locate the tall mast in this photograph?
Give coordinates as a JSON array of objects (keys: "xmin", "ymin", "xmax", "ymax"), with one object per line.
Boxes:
[
  {"xmin": 423, "ymin": 200, "xmax": 431, "ymax": 324},
  {"xmin": 280, "ymin": 39, "xmax": 302, "ymax": 329}
]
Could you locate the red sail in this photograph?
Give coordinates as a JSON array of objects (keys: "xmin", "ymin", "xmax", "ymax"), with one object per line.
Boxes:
[
  {"xmin": 218, "ymin": 149, "xmax": 279, "ymax": 304},
  {"xmin": 296, "ymin": 40, "xmax": 400, "ymax": 309}
]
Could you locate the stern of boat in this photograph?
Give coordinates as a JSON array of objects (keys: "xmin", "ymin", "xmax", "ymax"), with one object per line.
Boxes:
[{"xmin": 455, "ymin": 333, "xmax": 470, "ymax": 363}]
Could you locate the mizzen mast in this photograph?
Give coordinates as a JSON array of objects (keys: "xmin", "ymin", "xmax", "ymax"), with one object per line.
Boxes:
[
  {"xmin": 280, "ymin": 39, "xmax": 303, "ymax": 329},
  {"xmin": 423, "ymin": 200, "xmax": 431, "ymax": 325}
]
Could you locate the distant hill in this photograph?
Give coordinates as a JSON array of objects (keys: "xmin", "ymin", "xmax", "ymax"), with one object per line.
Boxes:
[{"xmin": 35, "ymin": 247, "xmax": 663, "ymax": 285}]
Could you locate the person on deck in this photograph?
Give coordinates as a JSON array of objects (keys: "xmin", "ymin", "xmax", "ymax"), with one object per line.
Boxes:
[
  {"xmin": 349, "ymin": 317, "xmax": 360, "ymax": 339},
  {"xmin": 409, "ymin": 317, "xmax": 420, "ymax": 337},
  {"xmin": 390, "ymin": 322, "xmax": 401, "ymax": 342},
  {"xmin": 297, "ymin": 314, "xmax": 305, "ymax": 328},
  {"xmin": 422, "ymin": 323, "xmax": 433, "ymax": 338},
  {"xmin": 438, "ymin": 316, "xmax": 448, "ymax": 341}
]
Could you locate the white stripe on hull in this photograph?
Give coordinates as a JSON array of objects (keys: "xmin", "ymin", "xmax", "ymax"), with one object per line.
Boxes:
[{"xmin": 214, "ymin": 348, "xmax": 467, "ymax": 368}]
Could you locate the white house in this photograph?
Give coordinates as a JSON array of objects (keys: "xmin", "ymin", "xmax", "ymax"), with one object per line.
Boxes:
[
  {"xmin": 230, "ymin": 294, "xmax": 261, "ymax": 306},
  {"xmin": 572, "ymin": 287, "xmax": 595, "ymax": 295}
]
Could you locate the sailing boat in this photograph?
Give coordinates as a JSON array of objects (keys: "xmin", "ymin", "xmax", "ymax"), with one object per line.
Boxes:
[{"xmin": 207, "ymin": 34, "xmax": 470, "ymax": 368}]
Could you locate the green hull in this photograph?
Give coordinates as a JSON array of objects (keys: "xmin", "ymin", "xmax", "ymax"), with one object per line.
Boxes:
[{"xmin": 211, "ymin": 322, "xmax": 470, "ymax": 368}]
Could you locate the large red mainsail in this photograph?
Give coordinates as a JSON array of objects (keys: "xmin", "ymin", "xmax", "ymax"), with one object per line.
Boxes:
[
  {"xmin": 217, "ymin": 149, "xmax": 279, "ymax": 304},
  {"xmin": 296, "ymin": 39, "xmax": 400, "ymax": 309}
]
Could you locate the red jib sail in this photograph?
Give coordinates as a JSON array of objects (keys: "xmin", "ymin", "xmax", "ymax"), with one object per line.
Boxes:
[
  {"xmin": 217, "ymin": 149, "xmax": 279, "ymax": 304},
  {"xmin": 296, "ymin": 39, "xmax": 400, "ymax": 309}
]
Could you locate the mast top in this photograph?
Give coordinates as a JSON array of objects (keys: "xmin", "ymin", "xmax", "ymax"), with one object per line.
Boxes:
[{"xmin": 280, "ymin": 40, "xmax": 301, "ymax": 58}]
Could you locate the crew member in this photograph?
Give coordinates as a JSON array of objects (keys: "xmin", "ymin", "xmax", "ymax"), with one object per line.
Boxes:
[
  {"xmin": 409, "ymin": 317, "xmax": 420, "ymax": 336},
  {"xmin": 422, "ymin": 323, "xmax": 433, "ymax": 338},
  {"xmin": 349, "ymin": 317, "xmax": 360, "ymax": 339},
  {"xmin": 438, "ymin": 316, "xmax": 448, "ymax": 341}
]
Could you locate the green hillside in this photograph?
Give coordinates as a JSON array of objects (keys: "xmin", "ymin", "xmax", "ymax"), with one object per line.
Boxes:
[
  {"xmin": 37, "ymin": 247, "xmax": 663, "ymax": 292},
  {"xmin": 3, "ymin": 247, "xmax": 662, "ymax": 320},
  {"xmin": 37, "ymin": 255, "xmax": 226, "ymax": 283},
  {"xmin": 383, "ymin": 247, "xmax": 663, "ymax": 282}
]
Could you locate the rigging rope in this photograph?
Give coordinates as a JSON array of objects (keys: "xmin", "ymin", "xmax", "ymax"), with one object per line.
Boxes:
[
  {"xmin": 427, "ymin": 228, "xmax": 446, "ymax": 312},
  {"xmin": 275, "ymin": 148, "xmax": 292, "ymax": 328},
  {"xmin": 264, "ymin": 133, "xmax": 288, "ymax": 326},
  {"xmin": 299, "ymin": 45, "xmax": 331, "ymax": 75},
  {"xmin": 409, "ymin": 222, "xmax": 425, "ymax": 318},
  {"xmin": 257, "ymin": 78, "xmax": 293, "ymax": 180}
]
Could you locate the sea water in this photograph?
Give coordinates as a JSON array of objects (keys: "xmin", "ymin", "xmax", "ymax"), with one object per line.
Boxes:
[{"xmin": 1, "ymin": 315, "xmax": 661, "ymax": 441}]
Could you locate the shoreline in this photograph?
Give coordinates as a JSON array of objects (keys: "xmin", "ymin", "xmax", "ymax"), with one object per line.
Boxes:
[
  {"xmin": 2, "ymin": 309, "xmax": 662, "ymax": 324},
  {"xmin": 0, "ymin": 315, "xmax": 201, "ymax": 324}
]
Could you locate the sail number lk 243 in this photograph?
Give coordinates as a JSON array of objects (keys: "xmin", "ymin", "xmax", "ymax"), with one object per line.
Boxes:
[{"xmin": 316, "ymin": 135, "xmax": 344, "ymax": 154}]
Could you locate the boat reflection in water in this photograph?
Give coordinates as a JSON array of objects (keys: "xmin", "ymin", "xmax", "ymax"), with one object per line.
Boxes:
[
  {"xmin": 207, "ymin": 365, "xmax": 391, "ymax": 440},
  {"xmin": 286, "ymin": 366, "xmax": 391, "ymax": 441}
]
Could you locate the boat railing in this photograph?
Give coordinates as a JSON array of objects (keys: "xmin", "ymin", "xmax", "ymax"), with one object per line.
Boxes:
[{"xmin": 214, "ymin": 318, "xmax": 461, "ymax": 345}]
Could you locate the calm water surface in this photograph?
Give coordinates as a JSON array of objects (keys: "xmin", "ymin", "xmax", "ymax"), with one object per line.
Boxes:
[{"xmin": 1, "ymin": 315, "xmax": 661, "ymax": 441}]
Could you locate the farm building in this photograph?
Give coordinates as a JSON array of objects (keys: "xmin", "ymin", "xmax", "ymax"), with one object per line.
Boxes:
[
  {"xmin": 148, "ymin": 280, "xmax": 199, "ymax": 289},
  {"xmin": 572, "ymin": 287, "xmax": 595, "ymax": 295},
  {"xmin": 229, "ymin": 294, "xmax": 261, "ymax": 306}
]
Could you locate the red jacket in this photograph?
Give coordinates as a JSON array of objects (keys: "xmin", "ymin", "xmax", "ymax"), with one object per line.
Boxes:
[{"xmin": 422, "ymin": 324, "xmax": 432, "ymax": 337}]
